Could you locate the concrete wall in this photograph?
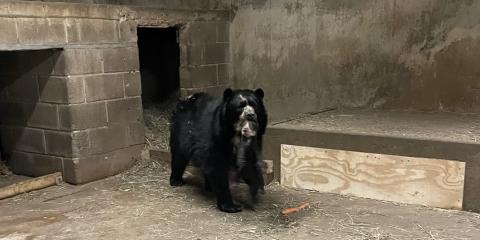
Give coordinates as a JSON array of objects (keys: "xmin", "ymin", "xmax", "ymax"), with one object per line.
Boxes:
[
  {"xmin": 0, "ymin": 2, "xmax": 144, "ymax": 184},
  {"xmin": 179, "ymin": 20, "xmax": 231, "ymax": 97},
  {"xmin": 0, "ymin": 1, "xmax": 230, "ymax": 183},
  {"xmin": 17, "ymin": 0, "xmax": 231, "ymax": 10},
  {"xmin": 231, "ymin": 0, "xmax": 480, "ymax": 121}
]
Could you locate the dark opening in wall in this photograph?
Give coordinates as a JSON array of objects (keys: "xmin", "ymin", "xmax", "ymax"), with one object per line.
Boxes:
[
  {"xmin": 0, "ymin": 49, "xmax": 62, "ymax": 180},
  {"xmin": 0, "ymin": 132, "xmax": 6, "ymax": 177},
  {"xmin": 137, "ymin": 27, "xmax": 180, "ymax": 108},
  {"xmin": 137, "ymin": 27, "xmax": 180, "ymax": 151}
]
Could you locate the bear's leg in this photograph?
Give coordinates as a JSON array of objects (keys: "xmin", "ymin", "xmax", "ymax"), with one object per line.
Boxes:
[
  {"xmin": 204, "ymin": 174, "xmax": 212, "ymax": 192},
  {"xmin": 206, "ymin": 170, "xmax": 242, "ymax": 213},
  {"xmin": 170, "ymin": 153, "xmax": 188, "ymax": 186}
]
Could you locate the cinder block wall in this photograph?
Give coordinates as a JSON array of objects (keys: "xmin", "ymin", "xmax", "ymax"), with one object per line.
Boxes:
[
  {"xmin": 179, "ymin": 21, "xmax": 230, "ymax": 97},
  {"xmin": 0, "ymin": 1, "xmax": 230, "ymax": 183}
]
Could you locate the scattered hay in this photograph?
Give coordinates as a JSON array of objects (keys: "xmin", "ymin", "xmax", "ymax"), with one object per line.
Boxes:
[
  {"xmin": 143, "ymin": 97, "xmax": 177, "ymax": 151},
  {"xmin": 0, "ymin": 159, "xmax": 11, "ymax": 176},
  {"xmin": 2, "ymin": 155, "xmax": 479, "ymax": 239}
]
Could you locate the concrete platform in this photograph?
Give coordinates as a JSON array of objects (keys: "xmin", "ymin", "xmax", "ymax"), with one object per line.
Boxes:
[{"xmin": 264, "ymin": 109, "xmax": 480, "ymax": 212}]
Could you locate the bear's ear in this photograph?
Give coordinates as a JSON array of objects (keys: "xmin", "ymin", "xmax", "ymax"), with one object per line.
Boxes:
[
  {"xmin": 254, "ymin": 88, "xmax": 264, "ymax": 99},
  {"xmin": 223, "ymin": 88, "xmax": 233, "ymax": 101}
]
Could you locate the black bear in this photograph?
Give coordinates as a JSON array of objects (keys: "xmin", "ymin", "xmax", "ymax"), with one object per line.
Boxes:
[{"xmin": 169, "ymin": 88, "xmax": 268, "ymax": 213}]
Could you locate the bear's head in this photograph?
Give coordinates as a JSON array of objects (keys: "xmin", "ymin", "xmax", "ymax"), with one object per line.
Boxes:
[{"xmin": 222, "ymin": 88, "xmax": 267, "ymax": 139}]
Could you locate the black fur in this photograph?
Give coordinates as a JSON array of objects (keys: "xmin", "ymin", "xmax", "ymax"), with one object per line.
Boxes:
[
  {"xmin": 169, "ymin": 88, "xmax": 268, "ymax": 213},
  {"xmin": 234, "ymin": 136, "xmax": 265, "ymax": 202}
]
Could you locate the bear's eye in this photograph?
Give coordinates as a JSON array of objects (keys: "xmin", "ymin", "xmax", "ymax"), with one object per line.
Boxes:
[{"xmin": 238, "ymin": 101, "xmax": 247, "ymax": 108}]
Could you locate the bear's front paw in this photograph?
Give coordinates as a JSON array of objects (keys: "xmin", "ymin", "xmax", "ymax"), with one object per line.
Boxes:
[
  {"xmin": 218, "ymin": 203, "xmax": 242, "ymax": 213},
  {"xmin": 169, "ymin": 178, "xmax": 185, "ymax": 186}
]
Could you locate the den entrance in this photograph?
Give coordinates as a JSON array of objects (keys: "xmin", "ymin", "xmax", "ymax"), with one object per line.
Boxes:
[
  {"xmin": 0, "ymin": 49, "xmax": 62, "ymax": 186},
  {"xmin": 137, "ymin": 27, "xmax": 180, "ymax": 151}
]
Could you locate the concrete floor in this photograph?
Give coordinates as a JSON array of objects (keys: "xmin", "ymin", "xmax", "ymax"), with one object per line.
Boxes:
[{"xmin": 1, "ymin": 158, "xmax": 480, "ymax": 240}]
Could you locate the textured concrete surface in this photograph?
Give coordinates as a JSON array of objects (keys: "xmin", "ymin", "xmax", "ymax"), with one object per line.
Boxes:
[
  {"xmin": 1, "ymin": 159, "xmax": 480, "ymax": 240},
  {"xmin": 264, "ymin": 109, "xmax": 480, "ymax": 212},
  {"xmin": 275, "ymin": 109, "xmax": 480, "ymax": 144},
  {"xmin": 231, "ymin": 0, "xmax": 480, "ymax": 121},
  {"xmin": 18, "ymin": 0, "xmax": 231, "ymax": 10}
]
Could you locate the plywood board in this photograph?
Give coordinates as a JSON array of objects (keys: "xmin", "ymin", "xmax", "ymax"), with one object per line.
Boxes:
[{"xmin": 281, "ymin": 144, "xmax": 465, "ymax": 209}]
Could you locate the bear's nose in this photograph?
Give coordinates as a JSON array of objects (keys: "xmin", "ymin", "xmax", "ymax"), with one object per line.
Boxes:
[{"xmin": 245, "ymin": 112, "xmax": 256, "ymax": 120}]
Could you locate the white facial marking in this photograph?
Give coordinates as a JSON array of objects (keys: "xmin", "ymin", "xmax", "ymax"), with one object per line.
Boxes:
[
  {"xmin": 243, "ymin": 121, "xmax": 250, "ymax": 132},
  {"xmin": 240, "ymin": 114, "xmax": 256, "ymax": 137},
  {"xmin": 239, "ymin": 94, "xmax": 247, "ymax": 102},
  {"xmin": 234, "ymin": 94, "xmax": 257, "ymax": 137},
  {"xmin": 243, "ymin": 106, "xmax": 255, "ymax": 116}
]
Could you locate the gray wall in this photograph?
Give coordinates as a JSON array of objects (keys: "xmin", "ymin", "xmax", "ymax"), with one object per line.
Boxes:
[
  {"xmin": 18, "ymin": 0, "xmax": 230, "ymax": 10},
  {"xmin": 13, "ymin": 0, "xmax": 480, "ymax": 122},
  {"xmin": 231, "ymin": 0, "xmax": 480, "ymax": 121}
]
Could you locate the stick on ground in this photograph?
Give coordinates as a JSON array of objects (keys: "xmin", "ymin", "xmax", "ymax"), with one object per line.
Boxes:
[{"xmin": 0, "ymin": 172, "xmax": 63, "ymax": 200}]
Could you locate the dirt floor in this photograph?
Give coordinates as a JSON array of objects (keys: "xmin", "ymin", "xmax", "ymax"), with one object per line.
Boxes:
[{"xmin": 1, "ymin": 158, "xmax": 479, "ymax": 240}]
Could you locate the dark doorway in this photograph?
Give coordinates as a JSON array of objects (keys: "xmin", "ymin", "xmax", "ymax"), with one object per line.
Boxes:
[
  {"xmin": 137, "ymin": 27, "xmax": 180, "ymax": 151},
  {"xmin": 0, "ymin": 49, "xmax": 61, "ymax": 181},
  {"xmin": 137, "ymin": 27, "xmax": 180, "ymax": 108}
]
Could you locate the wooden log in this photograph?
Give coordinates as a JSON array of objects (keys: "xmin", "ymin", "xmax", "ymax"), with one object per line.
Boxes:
[{"xmin": 0, "ymin": 172, "xmax": 63, "ymax": 200}]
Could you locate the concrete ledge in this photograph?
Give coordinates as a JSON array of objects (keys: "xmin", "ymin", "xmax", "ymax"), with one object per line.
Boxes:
[
  {"xmin": 0, "ymin": 2, "xmax": 230, "ymax": 21},
  {"xmin": 264, "ymin": 110, "xmax": 480, "ymax": 212},
  {"xmin": 0, "ymin": 45, "xmax": 63, "ymax": 51}
]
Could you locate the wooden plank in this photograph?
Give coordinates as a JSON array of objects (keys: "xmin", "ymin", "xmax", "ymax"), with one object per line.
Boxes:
[{"xmin": 281, "ymin": 144, "xmax": 465, "ymax": 209}]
